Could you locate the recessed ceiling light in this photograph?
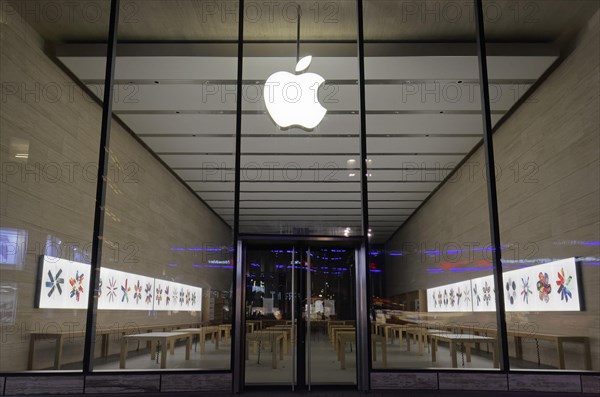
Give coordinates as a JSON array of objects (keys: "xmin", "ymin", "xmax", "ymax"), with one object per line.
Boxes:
[{"xmin": 349, "ymin": 173, "xmax": 356, "ymax": 177}]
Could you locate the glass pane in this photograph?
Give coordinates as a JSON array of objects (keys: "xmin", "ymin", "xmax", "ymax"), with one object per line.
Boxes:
[
  {"xmin": 364, "ymin": 0, "xmax": 498, "ymax": 370},
  {"xmin": 484, "ymin": 0, "xmax": 600, "ymax": 371},
  {"xmin": 308, "ymin": 245, "xmax": 356, "ymax": 385},
  {"xmin": 54, "ymin": 0, "xmax": 238, "ymax": 371},
  {"xmin": 244, "ymin": 245, "xmax": 295, "ymax": 385},
  {"xmin": 0, "ymin": 0, "xmax": 109, "ymax": 371},
  {"xmin": 240, "ymin": 0, "xmax": 361, "ymax": 237}
]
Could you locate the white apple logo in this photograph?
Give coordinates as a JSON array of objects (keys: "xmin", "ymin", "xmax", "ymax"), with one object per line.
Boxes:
[{"xmin": 264, "ymin": 56, "xmax": 327, "ymax": 130}]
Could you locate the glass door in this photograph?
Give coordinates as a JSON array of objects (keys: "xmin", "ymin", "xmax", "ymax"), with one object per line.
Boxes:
[{"xmin": 243, "ymin": 242, "xmax": 357, "ymax": 389}]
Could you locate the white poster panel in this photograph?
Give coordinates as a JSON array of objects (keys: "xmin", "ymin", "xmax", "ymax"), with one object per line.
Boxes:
[
  {"xmin": 97, "ymin": 268, "xmax": 154, "ymax": 311},
  {"xmin": 37, "ymin": 256, "xmax": 90, "ymax": 309},
  {"xmin": 505, "ymin": 257, "xmax": 580, "ymax": 312},
  {"xmin": 427, "ymin": 280, "xmax": 473, "ymax": 312},
  {"xmin": 154, "ymin": 279, "xmax": 202, "ymax": 312},
  {"xmin": 471, "ymin": 275, "xmax": 496, "ymax": 312}
]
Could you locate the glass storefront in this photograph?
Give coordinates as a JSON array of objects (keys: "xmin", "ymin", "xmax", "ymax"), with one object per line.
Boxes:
[
  {"xmin": 243, "ymin": 241, "xmax": 357, "ymax": 387},
  {"xmin": 0, "ymin": 0, "xmax": 598, "ymax": 390}
]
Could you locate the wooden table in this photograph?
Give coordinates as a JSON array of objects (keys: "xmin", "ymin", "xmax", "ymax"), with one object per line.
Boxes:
[
  {"xmin": 175, "ymin": 327, "xmax": 220, "ymax": 353},
  {"xmin": 430, "ymin": 333, "xmax": 498, "ymax": 368},
  {"xmin": 247, "ymin": 320, "xmax": 263, "ymax": 330},
  {"xmin": 265, "ymin": 325, "xmax": 295, "ymax": 353},
  {"xmin": 27, "ymin": 323, "xmax": 202, "ymax": 370},
  {"xmin": 219, "ymin": 324, "xmax": 232, "ymax": 343},
  {"xmin": 336, "ymin": 331, "xmax": 356, "ymax": 369},
  {"xmin": 253, "ymin": 330, "xmax": 289, "ymax": 355},
  {"xmin": 330, "ymin": 325, "xmax": 355, "ymax": 346},
  {"xmin": 371, "ymin": 334, "xmax": 387, "ymax": 367},
  {"xmin": 459, "ymin": 325, "xmax": 592, "ymax": 370},
  {"xmin": 405, "ymin": 328, "xmax": 453, "ymax": 355},
  {"xmin": 120, "ymin": 332, "xmax": 192, "ymax": 369},
  {"xmin": 245, "ymin": 332, "xmax": 284, "ymax": 369},
  {"xmin": 510, "ymin": 331, "xmax": 591, "ymax": 370},
  {"xmin": 380, "ymin": 324, "xmax": 412, "ymax": 346},
  {"xmin": 28, "ymin": 330, "xmax": 97, "ymax": 370}
]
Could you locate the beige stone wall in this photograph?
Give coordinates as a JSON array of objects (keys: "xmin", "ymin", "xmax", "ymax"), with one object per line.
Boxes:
[
  {"xmin": 385, "ymin": 11, "xmax": 599, "ymax": 370},
  {"xmin": 0, "ymin": 2, "xmax": 232, "ymax": 371}
]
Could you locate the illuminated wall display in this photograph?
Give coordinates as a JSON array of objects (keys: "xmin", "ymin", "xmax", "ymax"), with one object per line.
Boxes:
[
  {"xmin": 36, "ymin": 256, "xmax": 202, "ymax": 312},
  {"xmin": 427, "ymin": 258, "xmax": 581, "ymax": 313},
  {"xmin": 427, "ymin": 280, "xmax": 473, "ymax": 313},
  {"xmin": 471, "ymin": 274, "xmax": 496, "ymax": 312}
]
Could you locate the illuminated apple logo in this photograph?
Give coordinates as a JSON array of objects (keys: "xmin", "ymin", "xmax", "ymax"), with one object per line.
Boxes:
[{"xmin": 264, "ymin": 56, "xmax": 327, "ymax": 130}]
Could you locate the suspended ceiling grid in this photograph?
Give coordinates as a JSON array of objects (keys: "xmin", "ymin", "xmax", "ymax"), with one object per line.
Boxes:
[{"xmin": 56, "ymin": 42, "xmax": 558, "ymax": 242}]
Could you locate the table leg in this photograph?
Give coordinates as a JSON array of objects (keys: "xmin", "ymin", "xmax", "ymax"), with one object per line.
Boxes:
[
  {"xmin": 556, "ymin": 340, "xmax": 565, "ymax": 369},
  {"xmin": 583, "ymin": 339, "xmax": 592, "ymax": 370},
  {"xmin": 160, "ymin": 339, "xmax": 168, "ymax": 368},
  {"xmin": 450, "ymin": 342, "xmax": 457, "ymax": 368},
  {"xmin": 185, "ymin": 336, "xmax": 191, "ymax": 360},
  {"xmin": 431, "ymin": 338, "xmax": 437, "ymax": 362},
  {"xmin": 150, "ymin": 340, "xmax": 157, "ymax": 360},
  {"xmin": 466, "ymin": 343, "xmax": 472, "ymax": 362},
  {"xmin": 405, "ymin": 331, "xmax": 410, "ymax": 352},
  {"xmin": 101, "ymin": 334, "xmax": 110, "ymax": 357},
  {"xmin": 54, "ymin": 335, "xmax": 64, "ymax": 370},
  {"xmin": 200, "ymin": 331, "xmax": 206, "ymax": 353},
  {"xmin": 279, "ymin": 336, "xmax": 284, "ymax": 360},
  {"xmin": 28, "ymin": 334, "xmax": 36, "ymax": 370},
  {"xmin": 271, "ymin": 337, "xmax": 277, "ymax": 369},
  {"xmin": 493, "ymin": 341, "xmax": 499, "ymax": 368},
  {"xmin": 119, "ymin": 338, "xmax": 128, "ymax": 369},
  {"xmin": 170, "ymin": 337, "xmax": 175, "ymax": 355},
  {"xmin": 340, "ymin": 340, "xmax": 347, "ymax": 369},
  {"xmin": 382, "ymin": 341, "xmax": 387, "ymax": 368},
  {"xmin": 215, "ymin": 331, "xmax": 220, "ymax": 350},
  {"xmin": 372, "ymin": 339, "xmax": 377, "ymax": 362},
  {"xmin": 514, "ymin": 336, "xmax": 523, "ymax": 360}
]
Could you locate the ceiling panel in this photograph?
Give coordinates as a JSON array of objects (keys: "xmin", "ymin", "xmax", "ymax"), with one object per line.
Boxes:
[
  {"xmin": 238, "ymin": 201, "xmax": 361, "ymax": 209},
  {"xmin": 178, "ymin": 168, "xmax": 454, "ymax": 182},
  {"xmin": 60, "ymin": 53, "xmax": 556, "ymax": 81},
  {"xmin": 241, "ymin": 137, "xmax": 360, "ymax": 154},
  {"xmin": 367, "ymin": 136, "xmax": 481, "ymax": 153},
  {"xmin": 142, "ymin": 137, "xmax": 235, "ymax": 153},
  {"xmin": 367, "ymin": 182, "xmax": 438, "ymax": 191},
  {"xmin": 240, "ymin": 192, "xmax": 362, "ymax": 201},
  {"xmin": 120, "ymin": 114, "xmax": 236, "ymax": 134},
  {"xmin": 239, "ymin": 182, "xmax": 361, "ymax": 192},
  {"xmin": 365, "ymin": 83, "xmax": 530, "ymax": 112},
  {"xmin": 162, "ymin": 153, "xmax": 470, "ymax": 169},
  {"xmin": 53, "ymin": 41, "xmax": 562, "ymax": 241}
]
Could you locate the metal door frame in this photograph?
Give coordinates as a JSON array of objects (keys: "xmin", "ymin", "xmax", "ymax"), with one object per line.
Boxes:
[{"xmin": 233, "ymin": 235, "xmax": 368, "ymax": 393}]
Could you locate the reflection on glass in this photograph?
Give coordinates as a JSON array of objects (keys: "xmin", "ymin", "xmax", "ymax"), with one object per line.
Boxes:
[
  {"xmin": 484, "ymin": 0, "xmax": 600, "ymax": 372},
  {"xmin": 244, "ymin": 244, "xmax": 357, "ymax": 387}
]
